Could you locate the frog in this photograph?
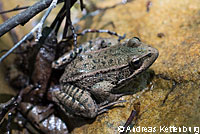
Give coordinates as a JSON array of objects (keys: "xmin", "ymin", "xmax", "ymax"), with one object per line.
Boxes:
[
  {"xmin": 48, "ymin": 37, "xmax": 159, "ymax": 119},
  {"xmin": 3, "ymin": 30, "xmax": 126, "ymax": 133}
]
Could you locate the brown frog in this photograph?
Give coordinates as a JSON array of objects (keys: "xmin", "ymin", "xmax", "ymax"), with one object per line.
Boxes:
[{"xmin": 49, "ymin": 37, "xmax": 159, "ymax": 118}]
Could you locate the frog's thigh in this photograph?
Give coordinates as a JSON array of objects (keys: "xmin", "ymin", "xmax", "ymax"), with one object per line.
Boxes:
[
  {"xmin": 91, "ymin": 81, "xmax": 120, "ymax": 102},
  {"xmin": 49, "ymin": 84, "xmax": 98, "ymax": 118}
]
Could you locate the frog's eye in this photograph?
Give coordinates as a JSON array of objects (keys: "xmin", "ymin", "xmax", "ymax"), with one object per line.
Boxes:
[
  {"xmin": 127, "ymin": 37, "xmax": 141, "ymax": 47},
  {"xmin": 129, "ymin": 58, "xmax": 143, "ymax": 70}
]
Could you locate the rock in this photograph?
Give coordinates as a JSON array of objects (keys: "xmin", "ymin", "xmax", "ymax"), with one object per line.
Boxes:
[{"xmin": 71, "ymin": 0, "xmax": 200, "ymax": 133}]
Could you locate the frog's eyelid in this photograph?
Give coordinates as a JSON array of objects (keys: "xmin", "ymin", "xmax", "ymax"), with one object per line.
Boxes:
[{"xmin": 133, "ymin": 37, "xmax": 141, "ymax": 42}]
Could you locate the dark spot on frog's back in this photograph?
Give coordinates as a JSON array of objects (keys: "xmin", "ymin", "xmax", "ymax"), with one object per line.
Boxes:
[
  {"xmin": 93, "ymin": 59, "xmax": 100, "ymax": 63},
  {"xmin": 104, "ymin": 50, "xmax": 108, "ymax": 54},
  {"xmin": 108, "ymin": 59, "xmax": 113, "ymax": 64},
  {"xmin": 93, "ymin": 59, "xmax": 97, "ymax": 63},
  {"xmin": 88, "ymin": 54, "xmax": 93, "ymax": 59},
  {"xmin": 101, "ymin": 61, "xmax": 106, "ymax": 66},
  {"xmin": 79, "ymin": 56, "xmax": 84, "ymax": 61},
  {"xmin": 92, "ymin": 66, "xmax": 96, "ymax": 70},
  {"xmin": 83, "ymin": 63, "xmax": 89, "ymax": 68}
]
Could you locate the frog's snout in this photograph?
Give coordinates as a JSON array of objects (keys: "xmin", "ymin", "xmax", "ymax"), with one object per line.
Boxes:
[
  {"xmin": 142, "ymin": 46, "xmax": 159, "ymax": 70},
  {"xmin": 149, "ymin": 47, "xmax": 159, "ymax": 62}
]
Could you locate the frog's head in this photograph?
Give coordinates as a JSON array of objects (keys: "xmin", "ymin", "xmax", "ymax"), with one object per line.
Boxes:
[{"xmin": 119, "ymin": 37, "xmax": 159, "ymax": 84}]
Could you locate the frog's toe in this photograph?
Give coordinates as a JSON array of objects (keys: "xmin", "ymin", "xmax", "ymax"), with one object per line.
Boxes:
[{"xmin": 97, "ymin": 99, "xmax": 126, "ymax": 115}]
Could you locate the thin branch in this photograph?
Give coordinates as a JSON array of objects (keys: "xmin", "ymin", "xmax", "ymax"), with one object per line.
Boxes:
[
  {"xmin": 0, "ymin": 2, "xmax": 19, "ymax": 44},
  {"xmin": 0, "ymin": 0, "xmax": 53, "ymax": 37},
  {"xmin": 0, "ymin": 0, "xmax": 59, "ymax": 62},
  {"xmin": 73, "ymin": 0, "xmax": 133, "ymax": 25},
  {"xmin": 0, "ymin": 0, "xmax": 78, "ymax": 63},
  {"xmin": 35, "ymin": 0, "xmax": 59, "ymax": 40},
  {"xmin": 0, "ymin": 5, "xmax": 29, "ymax": 14}
]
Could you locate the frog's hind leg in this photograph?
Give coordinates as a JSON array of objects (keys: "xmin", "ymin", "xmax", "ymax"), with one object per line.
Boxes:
[{"xmin": 48, "ymin": 85, "xmax": 99, "ymax": 118}]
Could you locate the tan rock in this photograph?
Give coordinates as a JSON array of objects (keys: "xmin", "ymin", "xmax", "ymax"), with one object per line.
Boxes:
[{"xmin": 71, "ymin": 0, "xmax": 200, "ymax": 133}]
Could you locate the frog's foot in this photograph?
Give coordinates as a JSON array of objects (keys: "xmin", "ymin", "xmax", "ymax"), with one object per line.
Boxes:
[
  {"xmin": 48, "ymin": 84, "xmax": 99, "ymax": 118},
  {"xmin": 98, "ymin": 100, "xmax": 126, "ymax": 115},
  {"xmin": 18, "ymin": 102, "xmax": 68, "ymax": 134}
]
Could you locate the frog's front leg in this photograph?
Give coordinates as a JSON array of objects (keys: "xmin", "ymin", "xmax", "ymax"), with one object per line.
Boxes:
[{"xmin": 90, "ymin": 81, "xmax": 127, "ymax": 104}]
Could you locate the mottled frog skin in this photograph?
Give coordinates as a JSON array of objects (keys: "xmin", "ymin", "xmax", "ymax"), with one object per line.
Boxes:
[{"xmin": 49, "ymin": 37, "xmax": 159, "ymax": 118}]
